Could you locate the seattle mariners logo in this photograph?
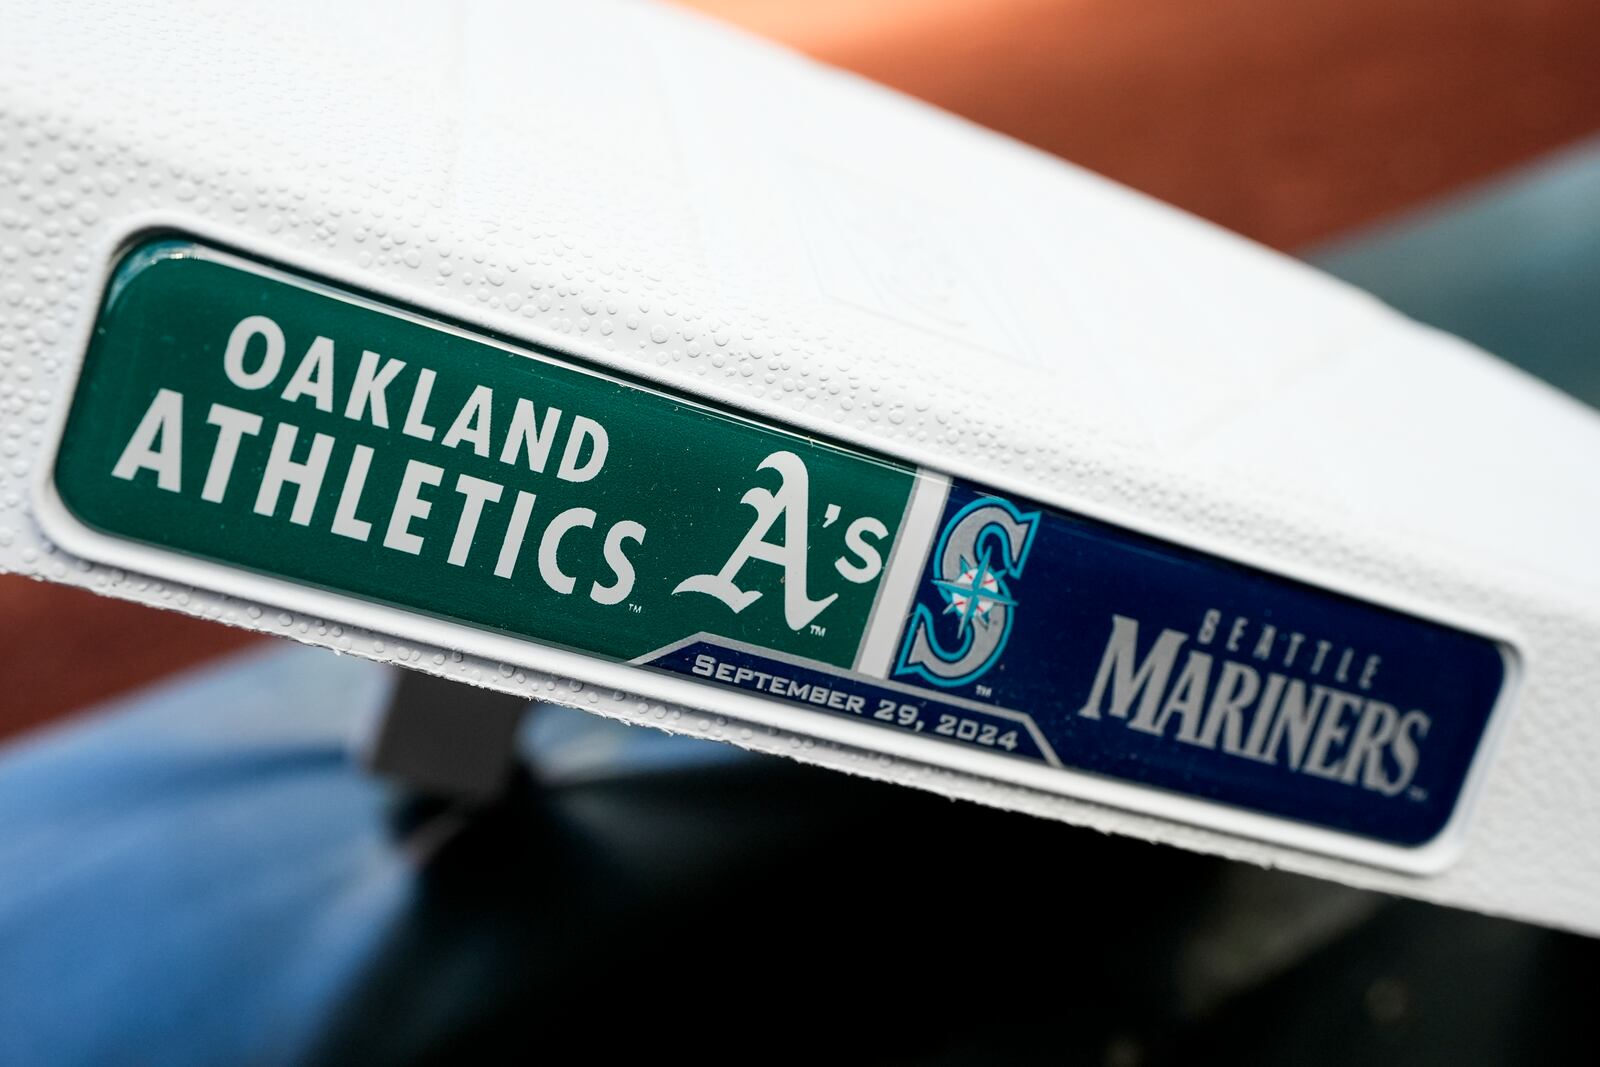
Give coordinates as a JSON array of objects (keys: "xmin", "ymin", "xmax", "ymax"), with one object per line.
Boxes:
[{"xmin": 895, "ymin": 497, "xmax": 1039, "ymax": 688}]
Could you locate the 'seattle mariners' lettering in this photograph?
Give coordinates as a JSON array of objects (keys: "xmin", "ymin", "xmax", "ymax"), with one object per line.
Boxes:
[
  {"xmin": 1078, "ymin": 615, "xmax": 1428, "ymax": 798},
  {"xmin": 50, "ymin": 237, "xmax": 1511, "ymax": 857}
]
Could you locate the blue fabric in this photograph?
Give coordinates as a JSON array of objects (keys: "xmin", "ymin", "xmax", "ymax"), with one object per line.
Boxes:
[
  {"xmin": 0, "ymin": 645, "xmax": 747, "ymax": 1065},
  {"xmin": 0, "ymin": 647, "xmax": 401, "ymax": 1065}
]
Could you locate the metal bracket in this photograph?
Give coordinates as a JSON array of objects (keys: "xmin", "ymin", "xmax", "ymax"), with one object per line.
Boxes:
[{"xmin": 359, "ymin": 668, "xmax": 531, "ymax": 803}]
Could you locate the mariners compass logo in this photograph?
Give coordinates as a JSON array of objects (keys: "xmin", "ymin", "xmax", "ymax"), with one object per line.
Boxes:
[{"xmin": 895, "ymin": 496, "xmax": 1039, "ymax": 688}]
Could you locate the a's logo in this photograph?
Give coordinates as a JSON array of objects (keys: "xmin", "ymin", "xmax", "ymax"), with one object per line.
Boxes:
[
  {"xmin": 674, "ymin": 450, "xmax": 889, "ymax": 631},
  {"xmin": 895, "ymin": 497, "xmax": 1039, "ymax": 688}
]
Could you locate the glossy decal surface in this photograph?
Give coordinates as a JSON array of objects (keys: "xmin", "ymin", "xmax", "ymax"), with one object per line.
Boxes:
[
  {"xmin": 54, "ymin": 237, "xmax": 1510, "ymax": 854},
  {"xmin": 882, "ymin": 482, "xmax": 1507, "ymax": 846}
]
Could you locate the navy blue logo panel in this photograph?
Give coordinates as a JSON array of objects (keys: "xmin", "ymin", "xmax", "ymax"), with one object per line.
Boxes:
[{"xmin": 890, "ymin": 480, "xmax": 1507, "ymax": 847}]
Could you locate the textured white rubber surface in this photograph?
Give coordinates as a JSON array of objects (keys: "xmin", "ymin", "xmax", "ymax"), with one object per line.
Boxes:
[{"xmin": 1, "ymin": 0, "xmax": 1597, "ymax": 931}]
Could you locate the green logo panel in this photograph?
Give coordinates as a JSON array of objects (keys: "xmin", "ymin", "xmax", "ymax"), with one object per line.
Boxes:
[{"xmin": 55, "ymin": 239, "xmax": 914, "ymax": 666}]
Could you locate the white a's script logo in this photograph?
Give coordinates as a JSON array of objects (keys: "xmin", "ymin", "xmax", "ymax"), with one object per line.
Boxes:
[{"xmin": 674, "ymin": 451, "xmax": 837, "ymax": 630}]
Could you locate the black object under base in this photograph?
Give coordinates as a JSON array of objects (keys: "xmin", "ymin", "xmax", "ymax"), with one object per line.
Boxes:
[{"xmin": 0, "ymin": 645, "xmax": 1592, "ymax": 1066}]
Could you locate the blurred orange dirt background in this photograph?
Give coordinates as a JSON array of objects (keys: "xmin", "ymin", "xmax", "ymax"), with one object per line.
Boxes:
[{"xmin": 3, "ymin": 0, "xmax": 1598, "ymax": 739}]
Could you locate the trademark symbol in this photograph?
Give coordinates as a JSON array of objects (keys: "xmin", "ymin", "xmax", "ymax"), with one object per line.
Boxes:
[
  {"xmin": 627, "ymin": 603, "xmax": 643, "ymax": 614},
  {"xmin": 975, "ymin": 684, "xmax": 993, "ymax": 698},
  {"xmin": 809, "ymin": 623, "xmax": 826, "ymax": 636},
  {"xmin": 1407, "ymin": 786, "xmax": 1428, "ymax": 802}
]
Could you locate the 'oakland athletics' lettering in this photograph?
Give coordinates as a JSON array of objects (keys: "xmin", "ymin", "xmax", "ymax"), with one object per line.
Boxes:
[{"xmin": 110, "ymin": 313, "xmax": 643, "ymax": 604}]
